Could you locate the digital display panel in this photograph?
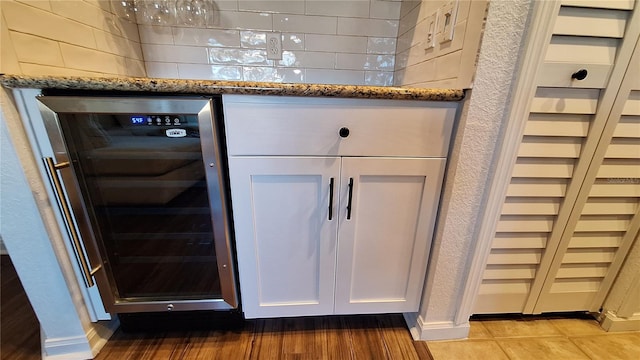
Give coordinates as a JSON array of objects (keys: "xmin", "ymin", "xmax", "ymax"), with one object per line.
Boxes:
[{"xmin": 131, "ymin": 116, "xmax": 145, "ymax": 125}]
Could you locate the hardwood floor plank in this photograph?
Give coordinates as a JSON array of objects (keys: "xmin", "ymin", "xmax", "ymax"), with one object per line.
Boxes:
[
  {"xmin": 378, "ymin": 315, "xmax": 422, "ymax": 360},
  {"xmin": 346, "ymin": 315, "xmax": 391, "ymax": 359},
  {"xmin": 1, "ymin": 256, "xmax": 41, "ymax": 360}
]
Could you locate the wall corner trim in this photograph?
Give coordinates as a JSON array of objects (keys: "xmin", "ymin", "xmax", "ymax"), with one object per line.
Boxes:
[
  {"xmin": 41, "ymin": 331, "xmax": 92, "ymax": 360},
  {"xmin": 404, "ymin": 312, "xmax": 470, "ymax": 341},
  {"xmin": 600, "ymin": 311, "xmax": 640, "ymax": 332}
]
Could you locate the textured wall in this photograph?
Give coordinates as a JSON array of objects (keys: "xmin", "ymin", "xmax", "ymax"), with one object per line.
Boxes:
[
  {"xmin": 141, "ymin": 0, "xmax": 401, "ymax": 85},
  {"xmin": 0, "ymin": 0, "xmax": 145, "ymax": 77},
  {"xmin": 417, "ymin": 0, "xmax": 533, "ymax": 330}
]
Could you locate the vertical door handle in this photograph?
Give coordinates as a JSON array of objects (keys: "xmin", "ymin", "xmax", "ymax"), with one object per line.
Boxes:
[
  {"xmin": 346, "ymin": 177, "xmax": 354, "ymax": 220},
  {"xmin": 43, "ymin": 157, "xmax": 98, "ymax": 288},
  {"xmin": 328, "ymin": 178, "xmax": 334, "ymax": 220}
]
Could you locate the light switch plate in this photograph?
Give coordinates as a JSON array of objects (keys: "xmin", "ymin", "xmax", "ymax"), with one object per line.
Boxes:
[
  {"xmin": 437, "ymin": 1, "xmax": 458, "ymax": 44},
  {"xmin": 424, "ymin": 12, "xmax": 437, "ymax": 50}
]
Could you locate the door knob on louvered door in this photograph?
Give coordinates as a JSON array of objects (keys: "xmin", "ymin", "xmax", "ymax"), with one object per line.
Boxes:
[{"xmin": 571, "ymin": 69, "xmax": 588, "ymax": 80}]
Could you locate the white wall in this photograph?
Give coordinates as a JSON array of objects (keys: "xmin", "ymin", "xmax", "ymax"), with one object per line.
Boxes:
[
  {"xmin": 405, "ymin": 0, "xmax": 534, "ymax": 340},
  {"xmin": 1, "ymin": 89, "xmax": 96, "ymax": 359},
  {"xmin": 394, "ymin": 0, "xmax": 487, "ymax": 88},
  {"xmin": 0, "ymin": 0, "xmax": 145, "ymax": 77},
  {"xmin": 601, "ymin": 235, "xmax": 640, "ymax": 331},
  {"xmin": 140, "ymin": 0, "xmax": 401, "ymax": 85}
]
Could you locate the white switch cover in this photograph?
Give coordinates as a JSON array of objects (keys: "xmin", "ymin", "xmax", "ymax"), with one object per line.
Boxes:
[
  {"xmin": 437, "ymin": 1, "xmax": 458, "ymax": 44},
  {"xmin": 266, "ymin": 32, "xmax": 282, "ymax": 60},
  {"xmin": 423, "ymin": 12, "xmax": 437, "ymax": 50}
]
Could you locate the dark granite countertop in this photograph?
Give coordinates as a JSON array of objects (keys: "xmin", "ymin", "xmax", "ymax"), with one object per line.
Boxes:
[{"xmin": 0, "ymin": 75, "xmax": 465, "ymax": 101}]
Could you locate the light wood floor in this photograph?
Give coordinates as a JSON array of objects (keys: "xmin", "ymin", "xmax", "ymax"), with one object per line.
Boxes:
[{"xmin": 1, "ymin": 255, "xmax": 431, "ymax": 360}]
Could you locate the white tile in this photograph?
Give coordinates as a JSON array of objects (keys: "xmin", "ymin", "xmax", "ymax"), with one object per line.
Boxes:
[
  {"xmin": 59, "ymin": 43, "xmax": 121, "ymax": 74},
  {"xmin": 174, "ymin": 27, "xmax": 240, "ymax": 47},
  {"xmin": 214, "ymin": 1, "xmax": 239, "ymax": 11},
  {"xmin": 141, "ymin": 44, "xmax": 209, "ymax": 63},
  {"xmin": 336, "ymin": 53, "xmax": 394, "ymax": 70},
  {"xmin": 242, "ymin": 66, "xmax": 276, "ymax": 81},
  {"xmin": 435, "ymin": 50, "xmax": 462, "ymax": 80},
  {"xmin": 395, "ymin": 30, "xmax": 414, "ymax": 54},
  {"xmin": 19, "ymin": 63, "xmax": 105, "ymax": 77},
  {"xmin": 2, "ymin": 1, "xmax": 97, "ymax": 48},
  {"xmin": 304, "ymin": 34, "xmax": 367, "ymax": 53},
  {"xmin": 10, "ymin": 31, "xmax": 64, "ymax": 67},
  {"xmin": 1, "ymin": 21, "xmax": 21, "ymax": 75},
  {"xmin": 400, "ymin": 58, "xmax": 436, "ymax": 85},
  {"xmin": 275, "ymin": 68, "xmax": 305, "ymax": 83},
  {"xmin": 123, "ymin": 57, "xmax": 146, "ymax": 77},
  {"xmin": 93, "ymin": 29, "xmax": 144, "ymax": 60},
  {"xmin": 50, "ymin": 0, "xmax": 108, "ymax": 30},
  {"xmin": 139, "ymin": 25, "xmax": 174, "ymax": 45},
  {"xmin": 367, "ymin": 37, "xmax": 396, "ymax": 54},
  {"xmin": 338, "ymin": 17, "xmax": 399, "ymax": 37},
  {"xmin": 398, "ymin": 1, "xmax": 421, "ymax": 36},
  {"xmin": 394, "ymin": 48, "xmax": 409, "ymax": 71},
  {"xmin": 278, "ymin": 51, "xmax": 335, "ymax": 69},
  {"xmin": 177, "ymin": 63, "xmax": 243, "ymax": 80},
  {"xmin": 208, "ymin": 48, "xmax": 270, "ymax": 65},
  {"xmin": 85, "ymin": 0, "xmax": 112, "ymax": 13},
  {"xmin": 214, "ymin": 11, "xmax": 272, "ymax": 30},
  {"xmin": 273, "ymin": 14, "xmax": 337, "ymax": 34},
  {"xmin": 238, "ymin": 1, "xmax": 305, "ymax": 14},
  {"xmin": 365, "ymin": 71, "xmax": 394, "ymax": 86},
  {"xmin": 117, "ymin": 18, "xmax": 141, "ymax": 42},
  {"xmin": 145, "ymin": 62, "xmax": 179, "ymax": 78},
  {"xmin": 240, "ymin": 31, "xmax": 266, "ymax": 48},
  {"xmin": 306, "ymin": 1, "xmax": 370, "ymax": 18},
  {"xmin": 16, "ymin": 0, "xmax": 52, "ymax": 12},
  {"xmin": 399, "ymin": 0, "xmax": 421, "ymax": 19},
  {"xmin": 305, "ymin": 69, "xmax": 364, "ymax": 85},
  {"xmin": 370, "ymin": 0, "xmax": 402, "ymax": 20},
  {"xmin": 282, "ymin": 33, "xmax": 304, "ymax": 50}
]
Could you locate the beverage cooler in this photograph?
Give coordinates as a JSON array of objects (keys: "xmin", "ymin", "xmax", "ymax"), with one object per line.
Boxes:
[{"xmin": 36, "ymin": 95, "xmax": 238, "ymax": 314}]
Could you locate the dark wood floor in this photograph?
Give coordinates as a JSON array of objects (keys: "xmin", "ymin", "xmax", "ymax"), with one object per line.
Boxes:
[
  {"xmin": 97, "ymin": 314, "xmax": 433, "ymax": 360},
  {"xmin": 1, "ymin": 255, "xmax": 432, "ymax": 359},
  {"xmin": 1, "ymin": 255, "xmax": 41, "ymax": 360}
]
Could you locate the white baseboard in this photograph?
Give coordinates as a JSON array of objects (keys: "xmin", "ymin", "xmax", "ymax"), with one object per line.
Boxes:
[
  {"xmin": 88, "ymin": 319, "xmax": 119, "ymax": 357},
  {"xmin": 41, "ymin": 329, "xmax": 92, "ymax": 360},
  {"xmin": 600, "ymin": 311, "xmax": 640, "ymax": 332},
  {"xmin": 403, "ymin": 312, "xmax": 470, "ymax": 341}
]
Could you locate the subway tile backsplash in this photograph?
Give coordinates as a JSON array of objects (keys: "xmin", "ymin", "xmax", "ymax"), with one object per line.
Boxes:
[
  {"xmin": 139, "ymin": 0, "xmax": 402, "ymax": 85},
  {"xmin": 4, "ymin": 0, "xmax": 481, "ymax": 88}
]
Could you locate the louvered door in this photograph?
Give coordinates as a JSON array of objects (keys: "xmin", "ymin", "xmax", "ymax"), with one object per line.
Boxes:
[
  {"xmin": 532, "ymin": 48, "xmax": 640, "ymax": 313},
  {"xmin": 474, "ymin": 0, "xmax": 639, "ymax": 314}
]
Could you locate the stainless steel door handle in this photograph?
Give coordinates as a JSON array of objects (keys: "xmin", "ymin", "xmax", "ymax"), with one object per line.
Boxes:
[{"xmin": 43, "ymin": 157, "xmax": 98, "ymax": 287}]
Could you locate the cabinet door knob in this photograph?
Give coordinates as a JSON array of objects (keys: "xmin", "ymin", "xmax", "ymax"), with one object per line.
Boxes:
[
  {"xmin": 339, "ymin": 127, "xmax": 350, "ymax": 138},
  {"xmin": 571, "ymin": 69, "xmax": 588, "ymax": 80}
]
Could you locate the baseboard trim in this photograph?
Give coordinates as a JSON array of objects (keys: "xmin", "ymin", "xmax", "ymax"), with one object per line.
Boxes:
[
  {"xmin": 41, "ymin": 330, "xmax": 92, "ymax": 360},
  {"xmin": 404, "ymin": 312, "xmax": 470, "ymax": 341},
  {"xmin": 88, "ymin": 319, "xmax": 119, "ymax": 357},
  {"xmin": 600, "ymin": 311, "xmax": 640, "ymax": 332}
]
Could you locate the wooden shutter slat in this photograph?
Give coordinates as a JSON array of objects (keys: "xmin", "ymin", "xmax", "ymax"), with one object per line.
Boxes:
[
  {"xmin": 562, "ymin": 248, "xmax": 617, "ymax": 263},
  {"xmin": 507, "ymin": 179, "xmax": 568, "ymax": 197},
  {"xmin": 568, "ymin": 233, "xmax": 623, "ymax": 248},
  {"xmin": 613, "ymin": 116, "xmax": 640, "ymax": 138},
  {"xmin": 582, "ymin": 198, "xmax": 638, "ymax": 214},
  {"xmin": 484, "ymin": 265, "xmax": 537, "ymax": 280},
  {"xmin": 518, "ymin": 136, "xmax": 583, "ymax": 158},
  {"xmin": 531, "ymin": 88, "xmax": 601, "ymax": 114},
  {"xmin": 502, "ymin": 198, "xmax": 561, "ymax": 215},
  {"xmin": 512, "ymin": 158, "xmax": 575, "ymax": 178},
  {"xmin": 560, "ymin": 0, "xmax": 634, "ymax": 10},
  {"xmin": 493, "ymin": 234, "xmax": 548, "ymax": 249},
  {"xmin": 524, "ymin": 113, "xmax": 591, "ymax": 137},
  {"xmin": 545, "ymin": 36, "xmax": 618, "ymax": 65},
  {"xmin": 556, "ymin": 264, "xmax": 609, "ymax": 278},
  {"xmin": 574, "ymin": 216, "xmax": 631, "ymax": 231},
  {"xmin": 487, "ymin": 249, "xmax": 543, "ymax": 265},
  {"xmin": 554, "ymin": 7, "xmax": 627, "ymax": 38}
]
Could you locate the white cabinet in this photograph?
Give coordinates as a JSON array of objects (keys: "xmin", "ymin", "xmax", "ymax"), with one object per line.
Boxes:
[
  {"xmin": 335, "ymin": 157, "xmax": 445, "ymax": 314},
  {"xmin": 224, "ymin": 95, "xmax": 456, "ymax": 318},
  {"xmin": 228, "ymin": 157, "xmax": 340, "ymax": 318}
]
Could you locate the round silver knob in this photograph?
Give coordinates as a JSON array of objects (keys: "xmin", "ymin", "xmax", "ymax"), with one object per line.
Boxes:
[{"xmin": 167, "ymin": 304, "xmax": 174, "ymax": 311}]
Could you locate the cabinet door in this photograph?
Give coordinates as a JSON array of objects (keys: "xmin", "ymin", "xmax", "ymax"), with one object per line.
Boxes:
[
  {"xmin": 228, "ymin": 157, "xmax": 340, "ymax": 318},
  {"xmin": 334, "ymin": 157, "xmax": 446, "ymax": 314}
]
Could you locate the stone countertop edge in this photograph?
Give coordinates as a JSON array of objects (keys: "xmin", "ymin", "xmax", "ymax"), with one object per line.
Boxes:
[{"xmin": 0, "ymin": 75, "xmax": 465, "ymax": 101}]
